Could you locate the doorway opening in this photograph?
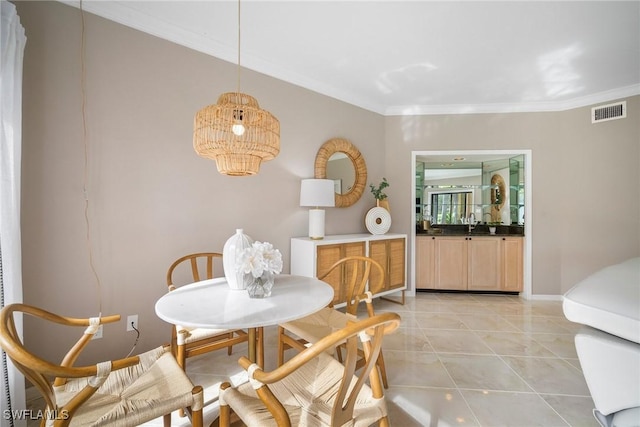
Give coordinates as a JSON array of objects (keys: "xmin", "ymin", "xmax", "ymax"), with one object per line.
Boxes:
[{"xmin": 411, "ymin": 150, "xmax": 532, "ymax": 299}]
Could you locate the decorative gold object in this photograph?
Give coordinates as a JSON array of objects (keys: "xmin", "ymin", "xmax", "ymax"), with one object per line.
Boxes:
[
  {"xmin": 490, "ymin": 173, "xmax": 506, "ymax": 222},
  {"xmin": 314, "ymin": 138, "xmax": 367, "ymax": 207},
  {"xmin": 193, "ymin": 0, "xmax": 280, "ymax": 176}
]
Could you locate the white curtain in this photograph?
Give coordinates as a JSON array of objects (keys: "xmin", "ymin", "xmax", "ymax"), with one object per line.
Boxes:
[{"xmin": 1, "ymin": 1, "xmax": 26, "ymax": 424}]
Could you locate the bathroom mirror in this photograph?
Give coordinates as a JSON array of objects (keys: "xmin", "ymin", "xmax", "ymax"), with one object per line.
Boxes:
[
  {"xmin": 314, "ymin": 138, "xmax": 367, "ymax": 207},
  {"xmin": 416, "ymin": 155, "xmax": 525, "ymax": 226}
]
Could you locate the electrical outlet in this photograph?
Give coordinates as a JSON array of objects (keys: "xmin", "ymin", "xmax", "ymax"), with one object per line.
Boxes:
[
  {"xmin": 127, "ymin": 315, "xmax": 138, "ymax": 332},
  {"xmin": 92, "ymin": 324, "xmax": 103, "ymax": 340}
]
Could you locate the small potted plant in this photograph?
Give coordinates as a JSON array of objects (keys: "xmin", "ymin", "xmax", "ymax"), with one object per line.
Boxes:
[{"xmin": 370, "ymin": 178, "xmax": 390, "ymax": 211}]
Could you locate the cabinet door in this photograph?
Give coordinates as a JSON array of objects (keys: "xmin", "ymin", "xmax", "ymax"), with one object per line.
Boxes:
[
  {"xmin": 387, "ymin": 238, "xmax": 406, "ymax": 291},
  {"xmin": 343, "ymin": 242, "xmax": 367, "ymax": 301},
  {"xmin": 368, "ymin": 238, "xmax": 406, "ymax": 295},
  {"xmin": 467, "ymin": 238, "xmax": 501, "ymax": 291},
  {"xmin": 367, "ymin": 240, "xmax": 388, "ymax": 295},
  {"xmin": 316, "ymin": 242, "xmax": 365, "ymax": 305},
  {"xmin": 415, "ymin": 236, "xmax": 435, "ymax": 289},
  {"xmin": 317, "ymin": 244, "xmax": 344, "ymax": 304},
  {"xmin": 434, "ymin": 237, "xmax": 468, "ymax": 290},
  {"xmin": 502, "ymin": 237, "xmax": 523, "ymax": 291}
]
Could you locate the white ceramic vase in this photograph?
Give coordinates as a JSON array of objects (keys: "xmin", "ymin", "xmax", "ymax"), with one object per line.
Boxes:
[{"xmin": 223, "ymin": 229, "xmax": 254, "ymax": 290}]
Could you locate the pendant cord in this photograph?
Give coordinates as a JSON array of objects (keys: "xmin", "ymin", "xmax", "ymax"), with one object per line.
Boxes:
[
  {"xmin": 236, "ymin": 0, "xmax": 241, "ymax": 96},
  {"xmin": 79, "ymin": 1, "xmax": 139, "ymax": 357},
  {"xmin": 79, "ymin": 0, "xmax": 103, "ymax": 317}
]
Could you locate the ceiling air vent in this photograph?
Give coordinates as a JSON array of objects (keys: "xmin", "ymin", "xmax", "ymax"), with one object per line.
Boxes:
[{"xmin": 592, "ymin": 101, "xmax": 626, "ymax": 124}]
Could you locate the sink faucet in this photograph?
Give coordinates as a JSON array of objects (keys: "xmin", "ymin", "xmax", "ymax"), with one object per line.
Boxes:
[{"xmin": 468, "ymin": 213, "xmax": 476, "ymax": 234}]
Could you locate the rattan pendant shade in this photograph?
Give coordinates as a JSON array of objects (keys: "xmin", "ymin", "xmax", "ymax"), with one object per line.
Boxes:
[
  {"xmin": 193, "ymin": 0, "xmax": 280, "ymax": 176},
  {"xmin": 194, "ymin": 92, "xmax": 280, "ymax": 176}
]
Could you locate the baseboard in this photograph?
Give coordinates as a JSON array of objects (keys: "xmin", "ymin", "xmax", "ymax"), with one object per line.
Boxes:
[{"xmin": 530, "ymin": 294, "xmax": 563, "ymax": 301}]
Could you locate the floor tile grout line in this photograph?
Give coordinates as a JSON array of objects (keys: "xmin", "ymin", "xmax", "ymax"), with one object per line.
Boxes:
[{"xmin": 433, "ymin": 348, "xmax": 483, "ymax": 427}]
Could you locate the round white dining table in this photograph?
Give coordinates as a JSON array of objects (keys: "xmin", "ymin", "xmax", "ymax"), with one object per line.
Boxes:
[{"xmin": 155, "ymin": 274, "xmax": 334, "ymax": 365}]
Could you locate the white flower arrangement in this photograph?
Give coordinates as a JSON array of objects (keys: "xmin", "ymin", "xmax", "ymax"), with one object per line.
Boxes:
[{"xmin": 236, "ymin": 241, "xmax": 283, "ymax": 279}]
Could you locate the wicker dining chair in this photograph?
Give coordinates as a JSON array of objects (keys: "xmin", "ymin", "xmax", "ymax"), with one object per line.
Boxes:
[
  {"xmin": 220, "ymin": 312, "xmax": 400, "ymax": 427},
  {"xmin": 277, "ymin": 255, "xmax": 390, "ymax": 388},
  {"xmin": 0, "ymin": 303, "xmax": 203, "ymax": 427},
  {"xmin": 166, "ymin": 252, "xmax": 251, "ymax": 372}
]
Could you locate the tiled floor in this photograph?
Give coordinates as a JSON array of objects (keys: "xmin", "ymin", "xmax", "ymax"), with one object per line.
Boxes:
[{"xmin": 29, "ymin": 292, "xmax": 600, "ymax": 427}]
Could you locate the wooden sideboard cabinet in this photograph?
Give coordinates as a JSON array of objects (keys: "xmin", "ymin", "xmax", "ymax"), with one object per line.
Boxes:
[
  {"xmin": 416, "ymin": 235, "xmax": 523, "ymax": 292},
  {"xmin": 291, "ymin": 234, "xmax": 407, "ymax": 305}
]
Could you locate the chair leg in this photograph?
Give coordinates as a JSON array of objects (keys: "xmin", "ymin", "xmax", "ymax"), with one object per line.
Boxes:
[
  {"xmin": 219, "ymin": 382, "xmax": 231, "ymax": 427},
  {"xmin": 176, "ymin": 343, "xmax": 187, "ymax": 417},
  {"xmin": 189, "ymin": 385, "xmax": 204, "ymax": 427},
  {"xmin": 277, "ymin": 326, "xmax": 285, "ymax": 367},
  {"xmin": 163, "ymin": 413, "xmax": 171, "ymax": 427},
  {"xmin": 177, "ymin": 344, "xmax": 186, "ymax": 371},
  {"xmin": 336, "ymin": 344, "xmax": 344, "ymax": 363},
  {"xmin": 191, "ymin": 405, "xmax": 203, "ymax": 427},
  {"xmin": 227, "ymin": 332, "xmax": 233, "ymax": 355},
  {"xmin": 377, "ymin": 351, "xmax": 389, "ymax": 389},
  {"xmin": 257, "ymin": 327, "xmax": 264, "ymax": 368}
]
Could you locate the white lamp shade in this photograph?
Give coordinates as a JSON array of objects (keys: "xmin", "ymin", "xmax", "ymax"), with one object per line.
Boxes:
[{"xmin": 300, "ymin": 179, "xmax": 335, "ymax": 207}]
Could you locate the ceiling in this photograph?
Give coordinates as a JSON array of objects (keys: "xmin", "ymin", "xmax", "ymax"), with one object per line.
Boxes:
[{"xmin": 62, "ymin": 1, "xmax": 640, "ymax": 116}]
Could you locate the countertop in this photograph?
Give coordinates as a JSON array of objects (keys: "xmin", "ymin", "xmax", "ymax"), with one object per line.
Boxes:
[{"xmin": 416, "ymin": 224, "xmax": 525, "ymax": 237}]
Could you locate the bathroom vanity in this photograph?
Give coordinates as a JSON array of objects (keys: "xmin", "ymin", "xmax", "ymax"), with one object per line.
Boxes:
[
  {"xmin": 416, "ymin": 228, "xmax": 523, "ymax": 292},
  {"xmin": 414, "ymin": 154, "xmax": 526, "ymax": 293}
]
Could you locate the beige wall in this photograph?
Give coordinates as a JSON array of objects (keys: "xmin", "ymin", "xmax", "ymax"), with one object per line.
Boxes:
[
  {"xmin": 15, "ymin": 1, "xmax": 640, "ymax": 364},
  {"xmin": 16, "ymin": 1, "xmax": 384, "ymax": 363},
  {"xmin": 385, "ymin": 100, "xmax": 640, "ymax": 296}
]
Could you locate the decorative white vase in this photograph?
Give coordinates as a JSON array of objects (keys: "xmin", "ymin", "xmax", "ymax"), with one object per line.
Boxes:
[
  {"xmin": 489, "ymin": 226, "xmax": 497, "ymax": 235},
  {"xmin": 223, "ymin": 229, "xmax": 254, "ymax": 290},
  {"xmin": 365, "ymin": 207, "xmax": 391, "ymax": 235}
]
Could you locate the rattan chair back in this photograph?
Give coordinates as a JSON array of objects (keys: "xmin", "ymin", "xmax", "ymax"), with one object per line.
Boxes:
[
  {"xmin": 0, "ymin": 303, "xmax": 203, "ymax": 426},
  {"xmin": 221, "ymin": 312, "xmax": 400, "ymax": 427}
]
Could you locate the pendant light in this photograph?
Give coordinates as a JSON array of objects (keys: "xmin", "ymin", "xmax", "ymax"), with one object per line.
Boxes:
[{"xmin": 193, "ymin": 0, "xmax": 280, "ymax": 176}]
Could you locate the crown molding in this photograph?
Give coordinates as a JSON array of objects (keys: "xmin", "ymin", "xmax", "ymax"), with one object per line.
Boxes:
[
  {"xmin": 59, "ymin": 1, "xmax": 640, "ymax": 118},
  {"xmin": 385, "ymin": 85, "xmax": 640, "ymax": 116}
]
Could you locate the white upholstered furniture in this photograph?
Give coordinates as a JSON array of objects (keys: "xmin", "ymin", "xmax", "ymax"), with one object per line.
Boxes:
[{"xmin": 563, "ymin": 257, "xmax": 640, "ymax": 427}]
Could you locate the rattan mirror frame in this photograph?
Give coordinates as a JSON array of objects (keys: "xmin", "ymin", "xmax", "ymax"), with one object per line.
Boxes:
[{"xmin": 314, "ymin": 138, "xmax": 367, "ymax": 208}]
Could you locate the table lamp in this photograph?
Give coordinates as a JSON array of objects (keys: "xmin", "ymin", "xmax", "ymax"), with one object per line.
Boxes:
[{"xmin": 300, "ymin": 179, "xmax": 335, "ymax": 239}]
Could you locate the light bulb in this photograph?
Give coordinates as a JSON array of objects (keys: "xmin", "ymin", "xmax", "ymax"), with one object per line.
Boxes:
[{"xmin": 232, "ymin": 122, "xmax": 245, "ymax": 136}]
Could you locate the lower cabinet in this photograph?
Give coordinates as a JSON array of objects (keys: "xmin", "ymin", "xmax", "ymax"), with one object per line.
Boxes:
[
  {"xmin": 316, "ymin": 242, "xmax": 366, "ymax": 305},
  {"xmin": 291, "ymin": 234, "xmax": 407, "ymax": 306},
  {"xmin": 415, "ymin": 236, "xmax": 436, "ymax": 289},
  {"xmin": 468, "ymin": 238, "xmax": 501, "ymax": 291},
  {"xmin": 501, "ymin": 237, "xmax": 524, "ymax": 292},
  {"xmin": 434, "ymin": 237, "xmax": 468, "ymax": 290},
  {"xmin": 368, "ymin": 238, "xmax": 406, "ymax": 295},
  {"xmin": 416, "ymin": 235, "xmax": 523, "ymax": 292}
]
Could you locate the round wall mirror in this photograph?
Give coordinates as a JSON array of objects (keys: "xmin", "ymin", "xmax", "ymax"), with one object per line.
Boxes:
[{"xmin": 314, "ymin": 138, "xmax": 367, "ymax": 207}]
